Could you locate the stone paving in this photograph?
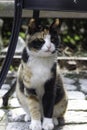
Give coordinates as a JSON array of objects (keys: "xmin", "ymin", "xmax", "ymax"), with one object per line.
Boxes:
[{"xmin": 0, "ymin": 72, "xmax": 87, "ymax": 130}]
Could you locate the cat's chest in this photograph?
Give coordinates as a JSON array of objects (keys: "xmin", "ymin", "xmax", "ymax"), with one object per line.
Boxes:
[{"xmin": 27, "ymin": 57, "xmax": 53, "ymax": 87}]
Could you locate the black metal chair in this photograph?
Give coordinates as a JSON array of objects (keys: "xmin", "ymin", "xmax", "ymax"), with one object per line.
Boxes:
[{"xmin": 0, "ymin": 0, "xmax": 87, "ymax": 88}]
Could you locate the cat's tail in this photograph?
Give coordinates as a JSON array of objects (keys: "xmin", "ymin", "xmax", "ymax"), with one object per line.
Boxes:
[{"xmin": 3, "ymin": 78, "xmax": 17, "ymax": 106}]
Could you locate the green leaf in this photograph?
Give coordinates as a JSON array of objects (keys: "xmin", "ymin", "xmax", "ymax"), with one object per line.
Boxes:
[
  {"xmin": 19, "ymin": 32, "xmax": 26, "ymax": 39},
  {"xmin": 74, "ymin": 35, "xmax": 80, "ymax": 41}
]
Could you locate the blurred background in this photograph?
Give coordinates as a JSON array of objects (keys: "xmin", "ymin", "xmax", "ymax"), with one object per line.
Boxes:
[{"xmin": 1, "ymin": 18, "xmax": 87, "ymax": 72}]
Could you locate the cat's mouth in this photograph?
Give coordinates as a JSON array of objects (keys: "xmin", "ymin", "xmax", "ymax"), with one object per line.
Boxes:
[
  {"xmin": 44, "ymin": 49, "xmax": 56, "ymax": 54},
  {"xmin": 43, "ymin": 50, "xmax": 52, "ymax": 54},
  {"xmin": 44, "ymin": 50, "xmax": 51, "ymax": 52}
]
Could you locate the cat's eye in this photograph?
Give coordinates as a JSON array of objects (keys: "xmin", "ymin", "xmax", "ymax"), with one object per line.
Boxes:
[
  {"xmin": 29, "ymin": 38, "xmax": 45, "ymax": 50},
  {"xmin": 37, "ymin": 38, "xmax": 45, "ymax": 47}
]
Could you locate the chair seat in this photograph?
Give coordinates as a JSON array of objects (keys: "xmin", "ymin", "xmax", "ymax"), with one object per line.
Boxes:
[{"xmin": 23, "ymin": 0, "xmax": 87, "ymax": 12}]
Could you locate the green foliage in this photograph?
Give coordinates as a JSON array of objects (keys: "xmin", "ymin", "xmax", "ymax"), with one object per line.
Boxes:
[
  {"xmin": 1, "ymin": 18, "xmax": 87, "ymax": 54},
  {"xmin": 19, "ymin": 32, "xmax": 26, "ymax": 39},
  {"xmin": 9, "ymin": 66, "xmax": 14, "ymax": 71},
  {"xmin": 60, "ymin": 19, "xmax": 87, "ymax": 52}
]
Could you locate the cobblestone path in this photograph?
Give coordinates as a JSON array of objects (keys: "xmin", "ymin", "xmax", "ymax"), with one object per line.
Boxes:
[{"xmin": 0, "ymin": 72, "xmax": 87, "ymax": 130}]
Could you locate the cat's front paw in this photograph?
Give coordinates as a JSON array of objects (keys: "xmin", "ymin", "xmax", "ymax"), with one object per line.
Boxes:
[
  {"xmin": 30, "ymin": 119, "xmax": 42, "ymax": 130},
  {"xmin": 42, "ymin": 118, "xmax": 54, "ymax": 130}
]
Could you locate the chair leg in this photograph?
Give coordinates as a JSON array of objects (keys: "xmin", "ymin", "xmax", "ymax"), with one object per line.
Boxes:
[{"xmin": 3, "ymin": 78, "xmax": 16, "ymax": 106}]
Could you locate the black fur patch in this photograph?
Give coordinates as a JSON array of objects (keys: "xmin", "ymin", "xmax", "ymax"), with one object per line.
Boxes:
[
  {"xmin": 51, "ymin": 62, "xmax": 56, "ymax": 76},
  {"xmin": 28, "ymin": 39, "xmax": 45, "ymax": 50},
  {"xmin": 42, "ymin": 79, "xmax": 56, "ymax": 118},
  {"xmin": 19, "ymin": 79, "xmax": 37, "ymax": 96},
  {"xmin": 42, "ymin": 63, "xmax": 56, "ymax": 118},
  {"xmin": 55, "ymin": 84, "xmax": 65, "ymax": 104},
  {"xmin": 51, "ymin": 63, "xmax": 65, "ymax": 104},
  {"xmin": 22, "ymin": 47, "xmax": 29, "ymax": 63},
  {"xmin": 42, "ymin": 63, "xmax": 65, "ymax": 118},
  {"xmin": 25, "ymin": 88, "xmax": 37, "ymax": 96}
]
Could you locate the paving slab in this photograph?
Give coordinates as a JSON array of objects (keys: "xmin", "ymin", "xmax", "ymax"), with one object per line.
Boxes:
[
  {"xmin": 0, "ymin": 98, "xmax": 3, "ymax": 108},
  {"xmin": 64, "ymin": 84, "xmax": 77, "ymax": 91},
  {"xmin": 0, "ymin": 110, "xmax": 5, "ymax": 121},
  {"xmin": 0, "ymin": 90, "xmax": 8, "ymax": 97},
  {"xmin": 6, "ymin": 122, "xmax": 30, "ymax": 130},
  {"xmin": 0, "ymin": 97, "xmax": 20, "ymax": 109},
  {"xmin": 67, "ymin": 100, "xmax": 87, "ymax": 111},
  {"xmin": 6, "ymin": 123, "xmax": 87, "ymax": 130},
  {"xmin": 6, "ymin": 107, "xmax": 87, "ymax": 129},
  {"xmin": 80, "ymin": 84, "xmax": 87, "ymax": 94},
  {"xmin": 1, "ymin": 84, "xmax": 10, "ymax": 90},
  {"xmin": 55, "ymin": 124, "xmax": 87, "ymax": 130},
  {"xmin": 67, "ymin": 91, "xmax": 85, "ymax": 100},
  {"xmin": 64, "ymin": 111, "xmax": 87, "ymax": 124},
  {"xmin": 79, "ymin": 79, "xmax": 87, "ymax": 85},
  {"xmin": 8, "ymin": 108, "xmax": 26, "ymax": 122},
  {"xmin": 79, "ymin": 79, "xmax": 87, "ymax": 94},
  {"xmin": 63, "ymin": 77, "xmax": 75, "ymax": 85},
  {"xmin": 9, "ymin": 98, "xmax": 20, "ymax": 108},
  {"xmin": 0, "ymin": 125, "xmax": 6, "ymax": 130}
]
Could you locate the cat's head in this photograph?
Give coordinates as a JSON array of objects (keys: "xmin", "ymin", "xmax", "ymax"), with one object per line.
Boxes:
[{"xmin": 26, "ymin": 18, "xmax": 60, "ymax": 57}]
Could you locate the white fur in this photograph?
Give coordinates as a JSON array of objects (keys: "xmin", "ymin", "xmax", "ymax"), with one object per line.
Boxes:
[
  {"xmin": 26, "ymin": 47, "xmax": 56, "ymax": 97},
  {"xmin": 42, "ymin": 118, "xmax": 54, "ymax": 130},
  {"xmin": 41, "ymin": 35, "xmax": 55, "ymax": 53},
  {"xmin": 53, "ymin": 118, "xmax": 59, "ymax": 126},
  {"xmin": 30, "ymin": 119, "xmax": 42, "ymax": 130}
]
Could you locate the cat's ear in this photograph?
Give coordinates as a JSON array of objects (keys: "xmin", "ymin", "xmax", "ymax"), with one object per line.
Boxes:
[
  {"xmin": 50, "ymin": 19, "xmax": 60, "ymax": 34},
  {"xmin": 51, "ymin": 19, "xmax": 60, "ymax": 28},
  {"xmin": 28, "ymin": 18, "xmax": 37, "ymax": 35}
]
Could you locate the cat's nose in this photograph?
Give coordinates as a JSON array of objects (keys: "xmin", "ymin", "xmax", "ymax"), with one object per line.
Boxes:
[{"xmin": 46, "ymin": 44, "xmax": 51, "ymax": 50}]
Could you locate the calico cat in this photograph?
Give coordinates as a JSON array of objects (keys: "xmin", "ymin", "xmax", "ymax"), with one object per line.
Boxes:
[{"xmin": 3, "ymin": 18, "xmax": 68, "ymax": 130}]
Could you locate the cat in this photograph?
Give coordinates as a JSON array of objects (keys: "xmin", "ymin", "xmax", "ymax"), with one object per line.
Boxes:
[{"xmin": 3, "ymin": 18, "xmax": 68, "ymax": 130}]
